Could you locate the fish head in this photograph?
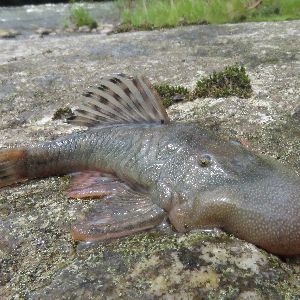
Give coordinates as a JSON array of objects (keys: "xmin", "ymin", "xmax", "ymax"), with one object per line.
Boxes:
[{"xmin": 168, "ymin": 139, "xmax": 300, "ymax": 255}]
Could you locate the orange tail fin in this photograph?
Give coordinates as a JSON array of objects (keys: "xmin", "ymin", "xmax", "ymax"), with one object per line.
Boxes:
[{"xmin": 0, "ymin": 149, "xmax": 28, "ymax": 188}]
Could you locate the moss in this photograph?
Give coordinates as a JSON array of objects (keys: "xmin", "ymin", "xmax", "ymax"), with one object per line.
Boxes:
[
  {"xmin": 154, "ymin": 84, "xmax": 189, "ymax": 108},
  {"xmin": 275, "ymin": 272, "xmax": 300, "ymax": 299},
  {"xmin": 143, "ymin": 66, "xmax": 252, "ymax": 108},
  {"xmin": 109, "ymin": 232, "xmax": 180, "ymax": 259},
  {"xmin": 112, "ymin": 20, "xmax": 208, "ymax": 34},
  {"xmin": 191, "ymin": 65, "xmax": 252, "ymax": 99},
  {"xmin": 153, "ymin": 65, "xmax": 252, "ymax": 103},
  {"xmin": 112, "ymin": 22, "xmax": 156, "ymax": 33},
  {"xmin": 52, "ymin": 107, "xmax": 74, "ymax": 120},
  {"xmin": 5, "ymin": 92, "xmax": 18, "ymax": 102},
  {"xmin": 33, "ymin": 90, "xmax": 45, "ymax": 99},
  {"xmin": 178, "ymin": 247, "xmax": 209, "ymax": 269}
]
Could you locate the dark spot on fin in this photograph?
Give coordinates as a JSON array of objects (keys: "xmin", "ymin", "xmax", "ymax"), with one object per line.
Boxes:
[
  {"xmin": 71, "ymin": 190, "xmax": 166, "ymax": 241},
  {"xmin": 68, "ymin": 74, "xmax": 170, "ymax": 127}
]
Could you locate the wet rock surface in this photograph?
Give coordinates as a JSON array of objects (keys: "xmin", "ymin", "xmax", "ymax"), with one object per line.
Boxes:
[{"xmin": 0, "ymin": 21, "xmax": 299, "ymax": 299}]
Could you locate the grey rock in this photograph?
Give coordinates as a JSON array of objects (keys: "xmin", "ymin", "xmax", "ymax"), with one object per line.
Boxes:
[
  {"xmin": 99, "ymin": 23, "xmax": 114, "ymax": 34},
  {"xmin": 78, "ymin": 25, "xmax": 91, "ymax": 33},
  {"xmin": 0, "ymin": 29, "xmax": 20, "ymax": 38},
  {"xmin": 292, "ymin": 106, "xmax": 300, "ymax": 121},
  {"xmin": 0, "ymin": 20, "xmax": 299, "ymax": 299},
  {"xmin": 35, "ymin": 27, "xmax": 53, "ymax": 36},
  {"xmin": 64, "ymin": 26, "xmax": 77, "ymax": 33}
]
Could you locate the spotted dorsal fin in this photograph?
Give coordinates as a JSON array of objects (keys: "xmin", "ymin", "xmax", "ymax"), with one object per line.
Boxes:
[{"xmin": 68, "ymin": 74, "xmax": 170, "ymax": 127}]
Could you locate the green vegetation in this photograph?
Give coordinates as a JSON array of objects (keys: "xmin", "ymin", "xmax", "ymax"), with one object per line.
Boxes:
[
  {"xmin": 248, "ymin": 0, "xmax": 300, "ymax": 22},
  {"xmin": 116, "ymin": 0, "xmax": 300, "ymax": 31},
  {"xmin": 155, "ymin": 65, "xmax": 252, "ymax": 108},
  {"xmin": 65, "ymin": 4, "xmax": 98, "ymax": 29},
  {"xmin": 154, "ymin": 84, "xmax": 189, "ymax": 107},
  {"xmin": 192, "ymin": 65, "xmax": 252, "ymax": 99},
  {"xmin": 53, "ymin": 107, "xmax": 74, "ymax": 120}
]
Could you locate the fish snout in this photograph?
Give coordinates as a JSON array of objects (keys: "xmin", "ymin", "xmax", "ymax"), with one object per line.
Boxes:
[
  {"xmin": 225, "ymin": 173, "xmax": 300, "ymax": 256},
  {"xmin": 169, "ymin": 172, "xmax": 300, "ymax": 255}
]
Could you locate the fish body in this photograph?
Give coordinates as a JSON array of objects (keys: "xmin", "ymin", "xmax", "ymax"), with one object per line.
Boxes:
[{"xmin": 1, "ymin": 74, "xmax": 299, "ymax": 255}]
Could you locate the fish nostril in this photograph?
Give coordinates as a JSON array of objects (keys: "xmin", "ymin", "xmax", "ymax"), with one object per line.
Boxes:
[{"xmin": 198, "ymin": 154, "xmax": 212, "ymax": 167}]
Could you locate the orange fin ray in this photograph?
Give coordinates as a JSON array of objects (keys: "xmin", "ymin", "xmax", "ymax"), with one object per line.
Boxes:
[{"xmin": 0, "ymin": 149, "xmax": 28, "ymax": 188}]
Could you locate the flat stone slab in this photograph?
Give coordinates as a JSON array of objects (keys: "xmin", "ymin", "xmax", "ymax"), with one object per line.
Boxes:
[{"xmin": 0, "ymin": 21, "xmax": 299, "ymax": 299}]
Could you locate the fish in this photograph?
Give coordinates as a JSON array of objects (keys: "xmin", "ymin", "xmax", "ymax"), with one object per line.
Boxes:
[{"xmin": 0, "ymin": 73, "xmax": 299, "ymax": 256}]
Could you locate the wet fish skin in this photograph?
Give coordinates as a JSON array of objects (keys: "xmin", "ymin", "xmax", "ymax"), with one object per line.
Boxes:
[
  {"xmin": 11, "ymin": 122, "xmax": 300, "ymax": 255},
  {"xmin": 1, "ymin": 73, "xmax": 299, "ymax": 256}
]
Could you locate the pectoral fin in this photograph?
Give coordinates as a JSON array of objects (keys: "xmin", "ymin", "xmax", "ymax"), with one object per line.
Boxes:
[
  {"xmin": 71, "ymin": 190, "xmax": 166, "ymax": 241},
  {"xmin": 66, "ymin": 171, "xmax": 129, "ymax": 199}
]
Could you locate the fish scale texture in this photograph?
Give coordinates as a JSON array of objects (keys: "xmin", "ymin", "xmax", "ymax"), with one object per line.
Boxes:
[{"xmin": 11, "ymin": 122, "xmax": 299, "ymax": 255}]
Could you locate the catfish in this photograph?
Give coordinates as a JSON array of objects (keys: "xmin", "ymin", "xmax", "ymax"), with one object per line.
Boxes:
[{"xmin": 0, "ymin": 74, "xmax": 299, "ymax": 256}]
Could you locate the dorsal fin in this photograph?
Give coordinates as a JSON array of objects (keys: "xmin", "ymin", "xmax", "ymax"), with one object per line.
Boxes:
[{"xmin": 68, "ymin": 74, "xmax": 170, "ymax": 127}]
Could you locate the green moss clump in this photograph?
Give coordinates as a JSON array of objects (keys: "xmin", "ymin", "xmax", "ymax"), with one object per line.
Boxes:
[
  {"xmin": 154, "ymin": 84, "xmax": 189, "ymax": 108},
  {"xmin": 112, "ymin": 22, "xmax": 155, "ymax": 33},
  {"xmin": 52, "ymin": 107, "xmax": 74, "ymax": 120},
  {"xmin": 192, "ymin": 65, "xmax": 252, "ymax": 99},
  {"xmin": 151, "ymin": 66, "xmax": 252, "ymax": 107},
  {"xmin": 112, "ymin": 20, "xmax": 208, "ymax": 34},
  {"xmin": 68, "ymin": 5, "xmax": 98, "ymax": 29}
]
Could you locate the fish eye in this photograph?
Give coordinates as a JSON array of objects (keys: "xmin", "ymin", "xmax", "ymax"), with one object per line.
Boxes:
[{"xmin": 198, "ymin": 154, "xmax": 213, "ymax": 167}]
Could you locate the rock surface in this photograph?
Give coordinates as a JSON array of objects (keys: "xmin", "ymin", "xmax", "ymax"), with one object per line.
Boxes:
[
  {"xmin": 0, "ymin": 29, "xmax": 20, "ymax": 38},
  {"xmin": 0, "ymin": 21, "xmax": 299, "ymax": 299}
]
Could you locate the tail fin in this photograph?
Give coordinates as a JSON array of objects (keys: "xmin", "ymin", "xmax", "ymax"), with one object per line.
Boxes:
[{"xmin": 0, "ymin": 149, "xmax": 28, "ymax": 188}]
